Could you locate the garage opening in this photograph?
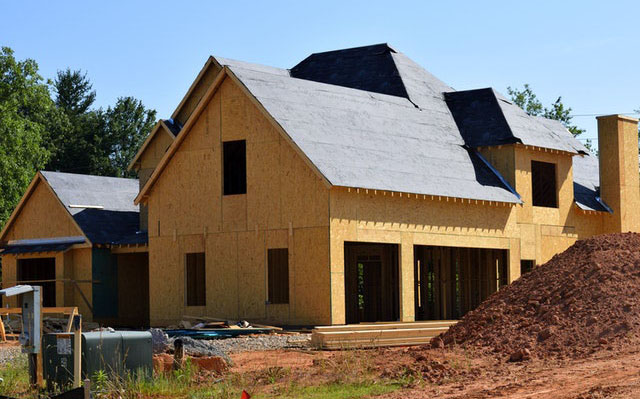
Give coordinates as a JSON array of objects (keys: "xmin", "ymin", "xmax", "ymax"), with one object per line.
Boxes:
[
  {"xmin": 414, "ymin": 246, "xmax": 508, "ymax": 320},
  {"xmin": 18, "ymin": 257, "xmax": 56, "ymax": 307},
  {"xmin": 344, "ymin": 243, "xmax": 399, "ymax": 324}
]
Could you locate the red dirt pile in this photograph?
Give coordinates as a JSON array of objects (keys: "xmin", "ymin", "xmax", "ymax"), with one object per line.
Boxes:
[{"xmin": 439, "ymin": 233, "xmax": 640, "ymax": 360}]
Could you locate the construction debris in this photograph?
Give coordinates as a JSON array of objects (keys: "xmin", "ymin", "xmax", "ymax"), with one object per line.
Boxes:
[
  {"xmin": 149, "ymin": 328, "xmax": 170, "ymax": 354},
  {"xmin": 439, "ymin": 233, "xmax": 640, "ymax": 360},
  {"xmin": 165, "ymin": 317, "xmax": 281, "ymax": 340}
]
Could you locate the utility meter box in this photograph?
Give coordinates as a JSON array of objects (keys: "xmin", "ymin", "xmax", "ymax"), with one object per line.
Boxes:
[
  {"xmin": 43, "ymin": 331, "xmax": 152, "ymax": 388},
  {"xmin": 0, "ymin": 285, "xmax": 42, "ymax": 353}
]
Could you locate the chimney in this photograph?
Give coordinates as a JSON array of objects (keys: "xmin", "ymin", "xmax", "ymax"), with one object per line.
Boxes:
[{"xmin": 597, "ymin": 114, "xmax": 640, "ymax": 233}]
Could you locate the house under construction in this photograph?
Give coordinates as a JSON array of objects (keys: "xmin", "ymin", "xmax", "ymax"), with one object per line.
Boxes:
[{"xmin": 1, "ymin": 44, "xmax": 638, "ymax": 327}]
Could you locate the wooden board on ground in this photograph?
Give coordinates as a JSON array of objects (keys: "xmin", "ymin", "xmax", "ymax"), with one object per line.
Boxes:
[{"xmin": 311, "ymin": 321, "xmax": 456, "ymax": 349}]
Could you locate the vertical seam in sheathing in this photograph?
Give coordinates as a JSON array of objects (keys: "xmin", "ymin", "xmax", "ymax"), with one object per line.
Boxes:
[{"xmin": 328, "ymin": 188, "xmax": 332, "ymax": 325}]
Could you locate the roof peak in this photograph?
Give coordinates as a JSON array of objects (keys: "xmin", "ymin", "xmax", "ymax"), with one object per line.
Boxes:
[
  {"xmin": 303, "ymin": 43, "xmax": 396, "ymax": 57},
  {"xmin": 290, "ymin": 43, "xmax": 450, "ymax": 106}
]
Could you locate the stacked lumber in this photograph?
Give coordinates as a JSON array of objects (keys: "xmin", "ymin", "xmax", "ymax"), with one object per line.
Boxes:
[{"xmin": 311, "ymin": 321, "xmax": 456, "ymax": 349}]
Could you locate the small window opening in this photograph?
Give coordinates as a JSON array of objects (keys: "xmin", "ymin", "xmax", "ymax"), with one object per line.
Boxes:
[
  {"xmin": 521, "ymin": 259, "xmax": 535, "ymax": 275},
  {"xmin": 268, "ymin": 248, "xmax": 289, "ymax": 304},
  {"xmin": 531, "ymin": 160, "xmax": 557, "ymax": 208},
  {"xmin": 223, "ymin": 140, "xmax": 246, "ymax": 195},
  {"xmin": 186, "ymin": 252, "xmax": 206, "ymax": 306}
]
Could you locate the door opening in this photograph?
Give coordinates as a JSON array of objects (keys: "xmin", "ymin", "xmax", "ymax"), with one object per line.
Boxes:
[
  {"xmin": 18, "ymin": 257, "xmax": 56, "ymax": 307},
  {"xmin": 345, "ymin": 243, "xmax": 399, "ymax": 324}
]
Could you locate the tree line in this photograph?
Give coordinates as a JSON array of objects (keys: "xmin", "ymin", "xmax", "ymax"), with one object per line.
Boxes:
[{"xmin": 0, "ymin": 47, "xmax": 156, "ymax": 227}]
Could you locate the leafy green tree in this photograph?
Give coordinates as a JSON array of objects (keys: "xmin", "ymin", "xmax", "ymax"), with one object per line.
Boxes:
[
  {"xmin": 0, "ymin": 47, "xmax": 53, "ymax": 228},
  {"xmin": 96, "ymin": 97, "xmax": 157, "ymax": 177},
  {"xmin": 47, "ymin": 70, "xmax": 156, "ymax": 176},
  {"xmin": 507, "ymin": 84, "xmax": 543, "ymax": 116},
  {"xmin": 507, "ymin": 84, "xmax": 585, "ymax": 137},
  {"xmin": 54, "ymin": 68, "xmax": 96, "ymax": 116},
  {"xmin": 46, "ymin": 69, "xmax": 97, "ymax": 174}
]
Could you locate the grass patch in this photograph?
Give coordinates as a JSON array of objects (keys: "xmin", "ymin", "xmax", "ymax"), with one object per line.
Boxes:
[
  {"xmin": 0, "ymin": 352, "xmax": 403, "ymax": 399},
  {"xmin": 0, "ymin": 355, "xmax": 31, "ymax": 398},
  {"xmin": 269, "ymin": 382, "xmax": 400, "ymax": 398}
]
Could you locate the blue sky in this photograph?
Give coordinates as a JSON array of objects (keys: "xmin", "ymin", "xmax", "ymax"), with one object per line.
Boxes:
[{"xmin": 3, "ymin": 1, "xmax": 639, "ymax": 143}]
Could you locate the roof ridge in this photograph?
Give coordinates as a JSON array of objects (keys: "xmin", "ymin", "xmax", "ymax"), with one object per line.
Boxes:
[
  {"xmin": 300, "ymin": 43, "xmax": 393, "ymax": 58},
  {"xmin": 41, "ymin": 170, "xmax": 138, "ymax": 181}
]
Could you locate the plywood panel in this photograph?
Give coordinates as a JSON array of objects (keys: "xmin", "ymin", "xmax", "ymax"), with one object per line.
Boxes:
[
  {"xmin": 3, "ymin": 180, "xmax": 82, "ymax": 241},
  {"xmin": 149, "ymin": 236, "xmax": 182, "ymax": 326},
  {"xmin": 291, "ymin": 227, "xmax": 331, "ymax": 325},
  {"xmin": 174, "ymin": 62, "xmax": 222, "ymax": 126},
  {"xmin": 205, "ymin": 233, "xmax": 239, "ymax": 318},
  {"xmin": 147, "ymin": 76, "xmax": 330, "ymax": 326},
  {"xmin": 1, "ymin": 255, "xmax": 17, "ymax": 308},
  {"xmin": 237, "ymin": 230, "xmax": 266, "ymax": 319}
]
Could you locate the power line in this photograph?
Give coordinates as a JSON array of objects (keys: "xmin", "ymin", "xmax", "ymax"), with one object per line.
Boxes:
[{"xmin": 570, "ymin": 112, "xmax": 640, "ymax": 117}]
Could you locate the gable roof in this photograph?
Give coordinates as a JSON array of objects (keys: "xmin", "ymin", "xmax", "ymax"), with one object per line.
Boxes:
[
  {"xmin": 137, "ymin": 56, "xmax": 520, "ymax": 204},
  {"xmin": 137, "ymin": 44, "xmax": 607, "ymax": 212},
  {"xmin": 41, "ymin": 171, "xmax": 139, "ymax": 214},
  {"xmin": 1, "ymin": 172, "xmax": 143, "ymax": 247},
  {"xmin": 230, "ymin": 64, "xmax": 519, "ymax": 203},
  {"xmin": 41, "ymin": 171, "xmax": 143, "ymax": 244}
]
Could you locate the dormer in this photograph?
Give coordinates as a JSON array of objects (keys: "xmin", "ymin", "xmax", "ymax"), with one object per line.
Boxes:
[{"xmin": 445, "ymin": 88, "xmax": 590, "ymax": 223}]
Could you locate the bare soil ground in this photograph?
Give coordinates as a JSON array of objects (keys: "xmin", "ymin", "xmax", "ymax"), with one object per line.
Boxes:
[
  {"xmin": 440, "ymin": 233, "xmax": 640, "ymax": 360},
  {"xmin": 230, "ymin": 345, "xmax": 640, "ymax": 398}
]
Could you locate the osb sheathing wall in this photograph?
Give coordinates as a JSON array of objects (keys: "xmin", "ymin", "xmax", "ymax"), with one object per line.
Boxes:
[
  {"xmin": 137, "ymin": 128, "xmax": 174, "ymax": 231},
  {"xmin": 173, "ymin": 62, "xmax": 222, "ymax": 126},
  {"xmin": 597, "ymin": 115, "xmax": 640, "ymax": 233},
  {"xmin": 328, "ymin": 144, "xmax": 608, "ymax": 324},
  {"xmin": 0, "ymin": 181, "xmax": 94, "ymax": 320},
  {"xmin": 2, "ymin": 180, "xmax": 80, "ymax": 241},
  {"xmin": 146, "ymin": 77, "xmax": 330, "ymax": 326},
  {"xmin": 329, "ymin": 188, "xmax": 519, "ymax": 324}
]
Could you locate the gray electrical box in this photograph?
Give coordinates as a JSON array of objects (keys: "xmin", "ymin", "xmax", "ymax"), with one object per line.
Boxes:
[
  {"xmin": 43, "ymin": 331, "xmax": 152, "ymax": 388},
  {"xmin": 0, "ymin": 285, "xmax": 42, "ymax": 354}
]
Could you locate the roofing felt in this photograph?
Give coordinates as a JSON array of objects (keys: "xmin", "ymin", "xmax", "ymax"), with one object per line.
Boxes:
[
  {"xmin": 572, "ymin": 154, "xmax": 610, "ymax": 212},
  {"xmin": 227, "ymin": 64, "xmax": 520, "ymax": 203},
  {"xmin": 41, "ymin": 171, "xmax": 139, "ymax": 215},
  {"xmin": 73, "ymin": 209, "xmax": 144, "ymax": 245},
  {"xmin": 176, "ymin": 46, "xmax": 603, "ymax": 210},
  {"xmin": 40, "ymin": 171, "xmax": 144, "ymax": 244},
  {"xmin": 290, "ymin": 44, "xmax": 411, "ymax": 99},
  {"xmin": 445, "ymin": 89, "xmax": 583, "ymax": 153},
  {"xmin": 290, "ymin": 43, "xmax": 452, "ymax": 109}
]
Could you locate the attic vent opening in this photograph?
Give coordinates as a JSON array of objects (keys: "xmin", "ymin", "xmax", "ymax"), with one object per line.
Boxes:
[
  {"xmin": 531, "ymin": 160, "xmax": 557, "ymax": 208},
  {"xmin": 223, "ymin": 140, "xmax": 247, "ymax": 196},
  {"xmin": 69, "ymin": 204, "xmax": 104, "ymax": 209}
]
